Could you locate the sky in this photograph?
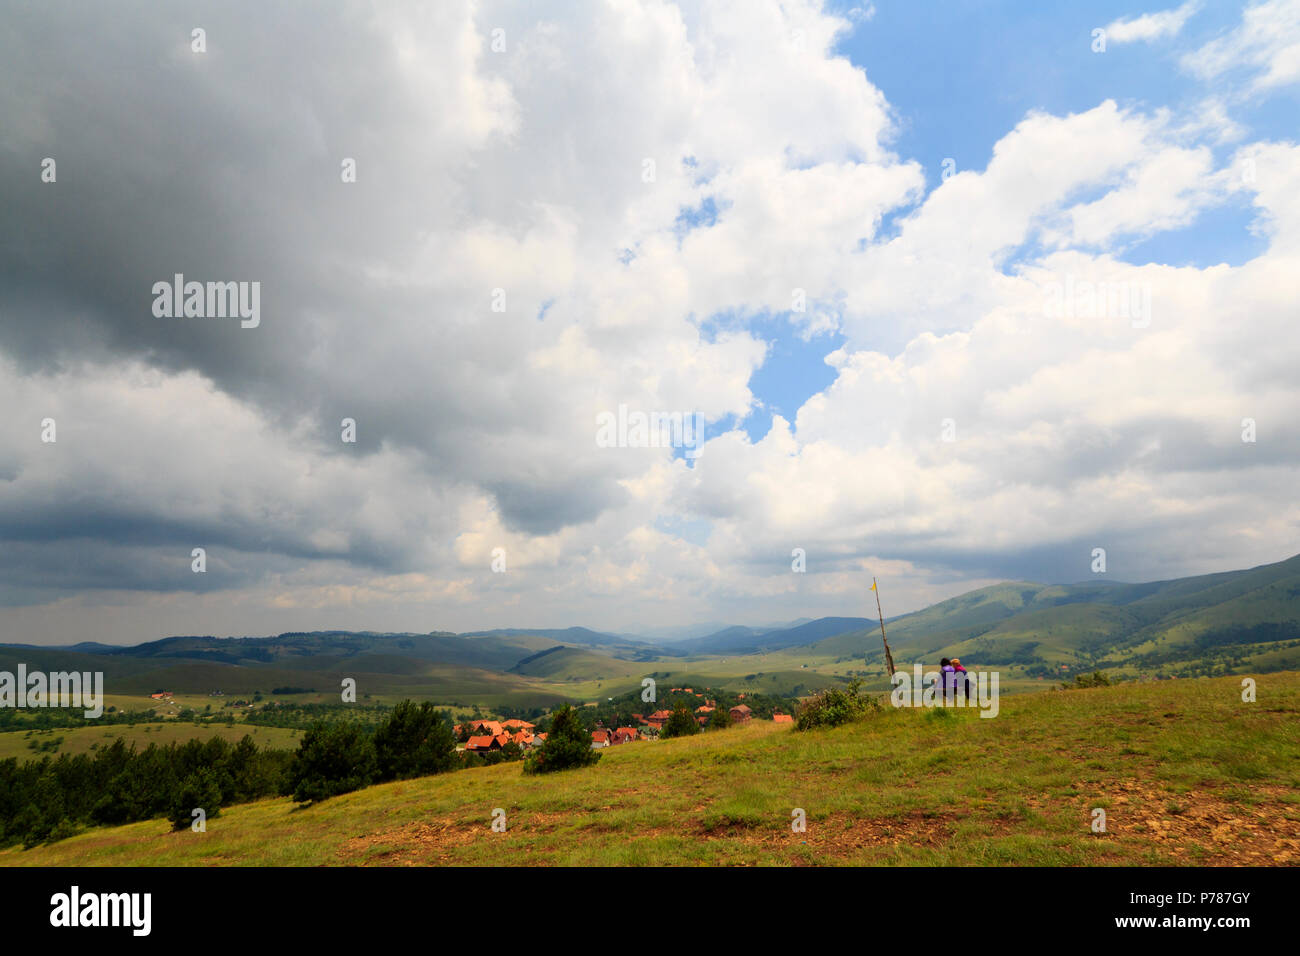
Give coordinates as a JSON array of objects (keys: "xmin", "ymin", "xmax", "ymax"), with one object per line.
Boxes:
[{"xmin": 1, "ymin": 0, "xmax": 1298, "ymax": 645}]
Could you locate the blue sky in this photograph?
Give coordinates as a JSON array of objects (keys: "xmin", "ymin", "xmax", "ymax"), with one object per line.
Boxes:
[{"xmin": 730, "ymin": 0, "xmax": 1289, "ymax": 449}]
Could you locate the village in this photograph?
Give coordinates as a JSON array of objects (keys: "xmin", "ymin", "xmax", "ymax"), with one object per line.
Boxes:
[{"xmin": 455, "ymin": 688, "xmax": 794, "ymax": 756}]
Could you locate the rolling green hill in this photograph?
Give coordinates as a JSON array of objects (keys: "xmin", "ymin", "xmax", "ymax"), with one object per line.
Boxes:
[
  {"xmin": 0, "ymin": 722, "xmax": 302, "ymax": 762},
  {"xmin": 509, "ymin": 645, "xmax": 641, "ymax": 681},
  {"xmin": 674, "ymin": 617, "xmax": 873, "ymax": 655},
  {"xmin": 0, "ymin": 643, "xmax": 570, "ymax": 710},
  {"xmin": 6, "ymin": 672, "xmax": 1297, "ymax": 866},
  {"xmin": 846, "ymin": 554, "xmax": 1300, "ymax": 678}
]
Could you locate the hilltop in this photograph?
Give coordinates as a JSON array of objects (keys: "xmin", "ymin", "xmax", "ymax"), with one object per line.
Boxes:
[
  {"xmin": 7, "ymin": 672, "xmax": 1298, "ymax": 867},
  {"xmin": 763, "ymin": 552, "xmax": 1300, "ymax": 681},
  {"xmin": 863, "ymin": 552, "xmax": 1300, "ymax": 678}
]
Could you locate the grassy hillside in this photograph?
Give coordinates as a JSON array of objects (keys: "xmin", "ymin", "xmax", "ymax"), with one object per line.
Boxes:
[
  {"xmin": 0, "ymin": 722, "xmax": 301, "ymax": 761},
  {"xmin": 862, "ymin": 554, "xmax": 1300, "ymax": 678},
  {"xmin": 675, "ymin": 617, "xmax": 873, "ymax": 655},
  {"xmin": 8, "ymin": 672, "xmax": 1297, "ymax": 866},
  {"xmin": 0, "ymin": 645, "xmax": 572, "ymax": 711},
  {"xmin": 509, "ymin": 645, "xmax": 642, "ymax": 681}
]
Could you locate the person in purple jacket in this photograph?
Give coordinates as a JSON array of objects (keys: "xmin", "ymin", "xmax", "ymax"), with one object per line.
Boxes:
[{"xmin": 939, "ymin": 658, "xmax": 957, "ymax": 705}]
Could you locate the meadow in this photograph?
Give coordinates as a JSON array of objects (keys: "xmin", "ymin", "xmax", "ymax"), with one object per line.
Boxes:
[
  {"xmin": 6, "ymin": 671, "xmax": 1296, "ymax": 866},
  {"xmin": 0, "ymin": 722, "xmax": 302, "ymax": 762}
]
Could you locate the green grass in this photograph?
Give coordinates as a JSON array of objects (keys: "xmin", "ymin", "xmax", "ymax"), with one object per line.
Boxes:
[
  {"xmin": 0, "ymin": 722, "xmax": 302, "ymax": 761},
  {"xmin": 6, "ymin": 671, "xmax": 1298, "ymax": 867}
]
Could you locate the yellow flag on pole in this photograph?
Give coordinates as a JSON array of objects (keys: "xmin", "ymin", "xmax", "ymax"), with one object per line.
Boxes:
[{"xmin": 870, "ymin": 581, "xmax": 876, "ymax": 591}]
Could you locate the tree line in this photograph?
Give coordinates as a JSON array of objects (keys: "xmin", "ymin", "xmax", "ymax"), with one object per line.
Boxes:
[
  {"xmin": 0, "ymin": 706, "xmax": 171, "ymax": 732},
  {"xmin": 0, "ymin": 734, "xmax": 292, "ymax": 849},
  {"xmin": 2, "ymin": 700, "xmax": 603, "ymax": 849}
]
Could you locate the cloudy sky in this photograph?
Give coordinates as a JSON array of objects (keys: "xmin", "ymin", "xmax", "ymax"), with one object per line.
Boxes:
[{"xmin": 2, "ymin": 0, "xmax": 1298, "ymax": 645}]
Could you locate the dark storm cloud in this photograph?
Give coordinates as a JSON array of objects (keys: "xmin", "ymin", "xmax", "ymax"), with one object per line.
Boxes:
[{"xmin": 0, "ymin": 0, "xmax": 645, "ymax": 567}]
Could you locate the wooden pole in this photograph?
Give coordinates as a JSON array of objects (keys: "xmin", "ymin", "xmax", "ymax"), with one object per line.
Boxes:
[{"xmin": 873, "ymin": 577, "xmax": 897, "ymax": 678}]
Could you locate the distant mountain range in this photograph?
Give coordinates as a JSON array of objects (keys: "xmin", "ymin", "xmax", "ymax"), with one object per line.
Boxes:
[
  {"xmin": 622, "ymin": 618, "xmax": 815, "ymax": 643},
  {"xmin": 668, "ymin": 617, "xmax": 875, "ymax": 655},
  {"xmin": 3, "ymin": 554, "xmax": 1297, "ymax": 702}
]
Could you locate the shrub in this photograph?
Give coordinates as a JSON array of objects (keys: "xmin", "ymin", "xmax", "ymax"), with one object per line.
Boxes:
[
  {"xmin": 523, "ymin": 704, "xmax": 601, "ymax": 774},
  {"xmin": 795, "ymin": 679, "xmax": 880, "ymax": 730},
  {"xmin": 707, "ymin": 706, "xmax": 732, "ymax": 731},
  {"xmin": 169, "ymin": 768, "xmax": 222, "ymax": 830},
  {"xmin": 47, "ymin": 817, "xmax": 78, "ymax": 843},
  {"xmin": 1063, "ymin": 670, "xmax": 1112, "ymax": 689},
  {"xmin": 660, "ymin": 704, "xmax": 701, "ymax": 739}
]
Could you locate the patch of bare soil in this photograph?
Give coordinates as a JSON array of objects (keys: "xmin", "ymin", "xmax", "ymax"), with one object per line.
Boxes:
[
  {"xmin": 339, "ymin": 812, "xmax": 572, "ymax": 865},
  {"xmin": 342, "ymin": 818, "xmax": 481, "ymax": 865},
  {"xmin": 1083, "ymin": 781, "xmax": 1299, "ymax": 865},
  {"xmin": 702, "ymin": 810, "xmax": 984, "ymax": 859}
]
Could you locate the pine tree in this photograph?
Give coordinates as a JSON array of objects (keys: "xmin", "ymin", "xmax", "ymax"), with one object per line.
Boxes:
[
  {"xmin": 373, "ymin": 701, "xmax": 456, "ymax": 781},
  {"xmin": 288, "ymin": 722, "xmax": 377, "ymax": 803},
  {"xmin": 523, "ymin": 704, "xmax": 601, "ymax": 774}
]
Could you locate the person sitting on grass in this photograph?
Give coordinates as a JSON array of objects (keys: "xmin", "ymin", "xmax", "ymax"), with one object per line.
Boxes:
[
  {"xmin": 952, "ymin": 657, "xmax": 971, "ymax": 702},
  {"xmin": 939, "ymin": 658, "xmax": 957, "ymax": 705}
]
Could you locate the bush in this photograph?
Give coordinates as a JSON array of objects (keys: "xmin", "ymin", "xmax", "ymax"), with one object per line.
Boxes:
[
  {"xmin": 660, "ymin": 704, "xmax": 700, "ymax": 739},
  {"xmin": 1064, "ymin": 670, "xmax": 1112, "ymax": 689},
  {"xmin": 14, "ymin": 804, "xmax": 47, "ymax": 849},
  {"xmin": 707, "ymin": 706, "xmax": 732, "ymax": 731},
  {"xmin": 169, "ymin": 768, "xmax": 222, "ymax": 830},
  {"xmin": 795, "ymin": 679, "xmax": 880, "ymax": 730},
  {"xmin": 47, "ymin": 817, "xmax": 79, "ymax": 843},
  {"xmin": 523, "ymin": 704, "xmax": 601, "ymax": 775}
]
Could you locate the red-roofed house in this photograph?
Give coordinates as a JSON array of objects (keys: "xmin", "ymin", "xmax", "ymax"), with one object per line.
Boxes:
[
  {"xmin": 729, "ymin": 704, "xmax": 753, "ymax": 722},
  {"xmin": 592, "ymin": 729, "xmax": 612, "ymax": 749},
  {"xmin": 772, "ymin": 713, "xmax": 794, "ymax": 724},
  {"xmin": 644, "ymin": 709, "xmax": 673, "ymax": 729},
  {"xmin": 614, "ymin": 727, "xmax": 639, "ymax": 744}
]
